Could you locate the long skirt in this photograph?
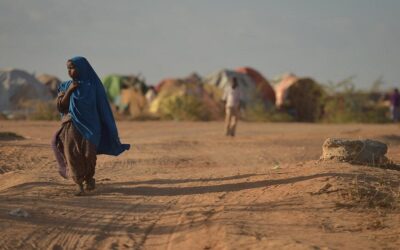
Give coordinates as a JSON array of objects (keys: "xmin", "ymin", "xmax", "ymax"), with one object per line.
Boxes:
[{"xmin": 53, "ymin": 120, "xmax": 97, "ymax": 185}]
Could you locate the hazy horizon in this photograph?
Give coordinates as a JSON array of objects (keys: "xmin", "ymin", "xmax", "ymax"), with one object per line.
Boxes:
[{"xmin": 1, "ymin": 0, "xmax": 400, "ymax": 89}]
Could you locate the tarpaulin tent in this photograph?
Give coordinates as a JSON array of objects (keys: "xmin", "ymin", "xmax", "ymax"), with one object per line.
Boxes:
[
  {"xmin": 120, "ymin": 88, "xmax": 147, "ymax": 118},
  {"xmin": 203, "ymin": 69, "xmax": 259, "ymax": 108},
  {"xmin": 0, "ymin": 68, "xmax": 52, "ymax": 113},
  {"xmin": 154, "ymin": 78, "xmax": 186, "ymax": 96},
  {"xmin": 235, "ymin": 67, "xmax": 276, "ymax": 105},
  {"xmin": 36, "ymin": 74, "xmax": 61, "ymax": 97},
  {"xmin": 102, "ymin": 74, "xmax": 148, "ymax": 111},
  {"xmin": 102, "ymin": 74, "xmax": 122, "ymax": 104},
  {"xmin": 274, "ymin": 74, "xmax": 324, "ymax": 122},
  {"xmin": 155, "ymin": 73, "xmax": 202, "ymax": 93},
  {"xmin": 274, "ymin": 73, "xmax": 298, "ymax": 107},
  {"xmin": 150, "ymin": 76, "xmax": 222, "ymax": 120}
]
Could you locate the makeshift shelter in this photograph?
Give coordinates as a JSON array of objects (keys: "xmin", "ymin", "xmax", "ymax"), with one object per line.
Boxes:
[
  {"xmin": 155, "ymin": 78, "xmax": 186, "ymax": 96},
  {"xmin": 203, "ymin": 69, "xmax": 259, "ymax": 108},
  {"xmin": 150, "ymin": 76, "xmax": 222, "ymax": 120},
  {"xmin": 0, "ymin": 68, "xmax": 52, "ymax": 113},
  {"xmin": 274, "ymin": 74, "xmax": 324, "ymax": 122},
  {"xmin": 36, "ymin": 74, "xmax": 61, "ymax": 97},
  {"xmin": 102, "ymin": 74, "xmax": 148, "ymax": 112},
  {"xmin": 120, "ymin": 88, "xmax": 148, "ymax": 118},
  {"xmin": 145, "ymin": 87, "xmax": 157, "ymax": 104},
  {"xmin": 156, "ymin": 73, "xmax": 202, "ymax": 93},
  {"xmin": 235, "ymin": 67, "xmax": 276, "ymax": 105},
  {"xmin": 275, "ymin": 73, "xmax": 298, "ymax": 107}
]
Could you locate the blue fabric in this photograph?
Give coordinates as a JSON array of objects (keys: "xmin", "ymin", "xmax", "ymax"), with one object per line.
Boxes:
[{"xmin": 58, "ymin": 56, "xmax": 130, "ymax": 156}]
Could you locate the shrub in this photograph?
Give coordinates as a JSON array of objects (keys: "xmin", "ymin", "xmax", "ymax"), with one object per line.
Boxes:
[
  {"xmin": 244, "ymin": 101, "xmax": 294, "ymax": 122},
  {"xmin": 321, "ymin": 77, "xmax": 390, "ymax": 123},
  {"xmin": 159, "ymin": 95, "xmax": 212, "ymax": 121},
  {"xmin": 28, "ymin": 101, "xmax": 59, "ymax": 120},
  {"xmin": 15, "ymin": 100, "xmax": 59, "ymax": 120}
]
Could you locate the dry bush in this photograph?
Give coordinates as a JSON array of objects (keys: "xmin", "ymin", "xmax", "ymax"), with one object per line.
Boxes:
[
  {"xmin": 244, "ymin": 101, "xmax": 293, "ymax": 122},
  {"xmin": 322, "ymin": 93, "xmax": 390, "ymax": 123},
  {"xmin": 340, "ymin": 175, "xmax": 400, "ymax": 210},
  {"xmin": 14, "ymin": 100, "xmax": 60, "ymax": 120},
  {"xmin": 321, "ymin": 77, "xmax": 390, "ymax": 123},
  {"xmin": 160, "ymin": 95, "xmax": 212, "ymax": 121},
  {"xmin": 28, "ymin": 101, "xmax": 59, "ymax": 120}
]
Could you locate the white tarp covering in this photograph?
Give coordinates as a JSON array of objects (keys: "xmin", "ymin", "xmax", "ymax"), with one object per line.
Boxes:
[{"xmin": 203, "ymin": 69, "xmax": 258, "ymax": 107}]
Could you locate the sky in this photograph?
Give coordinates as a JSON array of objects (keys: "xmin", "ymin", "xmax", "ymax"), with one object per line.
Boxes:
[{"xmin": 1, "ymin": 0, "xmax": 400, "ymax": 89}]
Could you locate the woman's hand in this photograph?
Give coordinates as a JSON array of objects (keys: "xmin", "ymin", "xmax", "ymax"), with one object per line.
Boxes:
[
  {"xmin": 68, "ymin": 81, "xmax": 79, "ymax": 92},
  {"xmin": 59, "ymin": 81, "xmax": 78, "ymax": 110}
]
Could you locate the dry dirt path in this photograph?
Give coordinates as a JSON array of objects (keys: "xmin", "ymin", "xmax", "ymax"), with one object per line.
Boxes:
[{"xmin": 0, "ymin": 121, "xmax": 399, "ymax": 250}]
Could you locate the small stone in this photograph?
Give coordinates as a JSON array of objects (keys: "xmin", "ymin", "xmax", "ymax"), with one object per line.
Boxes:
[
  {"xmin": 9, "ymin": 208, "xmax": 30, "ymax": 218},
  {"xmin": 319, "ymin": 183, "xmax": 332, "ymax": 192}
]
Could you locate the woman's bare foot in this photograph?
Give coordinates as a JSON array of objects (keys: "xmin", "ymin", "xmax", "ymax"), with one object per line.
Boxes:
[
  {"xmin": 85, "ymin": 178, "xmax": 96, "ymax": 191},
  {"xmin": 75, "ymin": 183, "xmax": 84, "ymax": 196}
]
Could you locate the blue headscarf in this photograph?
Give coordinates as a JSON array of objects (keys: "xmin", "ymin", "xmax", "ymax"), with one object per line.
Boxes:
[{"xmin": 58, "ymin": 56, "xmax": 130, "ymax": 156}]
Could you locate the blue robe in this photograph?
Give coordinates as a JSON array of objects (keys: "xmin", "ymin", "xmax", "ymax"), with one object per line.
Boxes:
[{"xmin": 58, "ymin": 56, "xmax": 130, "ymax": 156}]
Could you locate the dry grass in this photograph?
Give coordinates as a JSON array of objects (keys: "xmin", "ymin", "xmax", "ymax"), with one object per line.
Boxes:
[
  {"xmin": 339, "ymin": 175, "xmax": 400, "ymax": 210},
  {"xmin": 27, "ymin": 101, "xmax": 59, "ymax": 120}
]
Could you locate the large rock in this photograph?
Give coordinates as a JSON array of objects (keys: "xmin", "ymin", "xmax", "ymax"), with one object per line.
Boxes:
[{"xmin": 321, "ymin": 138, "xmax": 388, "ymax": 165}]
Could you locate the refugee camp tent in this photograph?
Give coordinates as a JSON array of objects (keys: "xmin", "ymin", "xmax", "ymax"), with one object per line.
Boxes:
[
  {"xmin": 0, "ymin": 68, "xmax": 52, "ymax": 113},
  {"xmin": 235, "ymin": 67, "xmax": 276, "ymax": 105},
  {"xmin": 155, "ymin": 78, "xmax": 186, "ymax": 96},
  {"xmin": 102, "ymin": 74, "xmax": 122, "ymax": 104},
  {"xmin": 150, "ymin": 76, "xmax": 222, "ymax": 120},
  {"xmin": 203, "ymin": 69, "xmax": 259, "ymax": 108},
  {"xmin": 156, "ymin": 73, "xmax": 202, "ymax": 93},
  {"xmin": 102, "ymin": 74, "xmax": 148, "ymax": 112},
  {"xmin": 145, "ymin": 87, "xmax": 157, "ymax": 104},
  {"xmin": 275, "ymin": 73, "xmax": 298, "ymax": 107},
  {"xmin": 274, "ymin": 74, "xmax": 324, "ymax": 122},
  {"xmin": 36, "ymin": 74, "xmax": 61, "ymax": 97},
  {"xmin": 120, "ymin": 88, "xmax": 148, "ymax": 118}
]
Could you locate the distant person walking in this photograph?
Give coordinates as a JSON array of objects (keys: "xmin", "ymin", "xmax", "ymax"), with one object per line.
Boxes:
[
  {"xmin": 222, "ymin": 77, "xmax": 241, "ymax": 137},
  {"xmin": 390, "ymin": 88, "xmax": 400, "ymax": 122},
  {"xmin": 52, "ymin": 56, "xmax": 130, "ymax": 196}
]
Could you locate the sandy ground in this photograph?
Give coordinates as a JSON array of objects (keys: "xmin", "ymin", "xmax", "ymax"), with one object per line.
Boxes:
[{"xmin": 0, "ymin": 121, "xmax": 399, "ymax": 250}]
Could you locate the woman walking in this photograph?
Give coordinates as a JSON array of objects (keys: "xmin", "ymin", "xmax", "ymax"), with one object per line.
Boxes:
[{"xmin": 52, "ymin": 56, "xmax": 130, "ymax": 195}]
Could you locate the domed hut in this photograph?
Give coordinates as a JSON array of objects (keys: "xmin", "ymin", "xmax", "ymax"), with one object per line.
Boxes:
[
  {"xmin": 36, "ymin": 74, "xmax": 61, "ymax": 97},
  {"xmin": 0, "ymin": 68, "xmax": 52, "ymax": 113},
  {"xmin": 203, "ymin": 69, "xmax": 260, "ymax": 109},
  {"xmin": 274, "ymin": 74, "xmax": 324, "ymax": 122},
  {"xmin": 151, "ymin": 74, "xmax": 222, "ymax": 120},
  {"xmin": 102, "ymin": 74, "xmax": 148, "ymax": 115},
  {"xmin": 119, "ymin": 88, "xmax": 148, "ymax": 118},
  {"xmin": 235, "ymin": 67, "xmax": 276, "ymax": 106}
]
